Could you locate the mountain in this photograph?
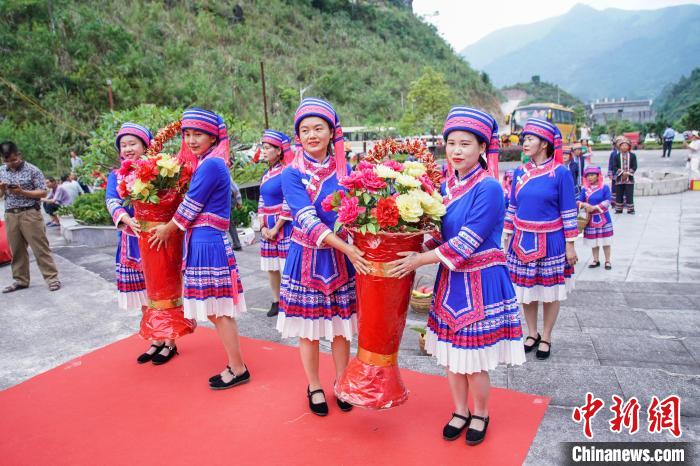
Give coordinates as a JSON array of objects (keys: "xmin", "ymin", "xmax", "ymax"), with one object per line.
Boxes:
[
  {"xmin": 461, "ymin": 3, "xmax": 700, "ymax": 102},
  {"xmin": 655, "ymin": 67, "xmax": 700, "ymax": 123},
  {"xmin": 0, "ymin": 0, "xmax": 500, "ymax": 173},
  {"xmin": 503, "ymin": 78, "xmax": 583, "ymax": 108}
]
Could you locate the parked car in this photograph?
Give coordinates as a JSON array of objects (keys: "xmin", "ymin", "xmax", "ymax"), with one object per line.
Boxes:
[
  {"xmin": 598, "ymin": 134, "xmax": 612, "ymax": 144},
  {"xmin": 643, "ymin": 133, "xmax": 658, "ymax": 144}
]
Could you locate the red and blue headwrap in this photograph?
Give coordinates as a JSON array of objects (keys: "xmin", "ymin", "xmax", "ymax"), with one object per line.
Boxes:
[
  {"xmin": 262, "ymin": 129, "xmax": 293, "ymax": 164},
  {"xmin": 582, "ymin": 166, "xmax": 603, "ymax": 190},
  {"xmin": 179, "ymin": 107, "xmax": 230, "ymax": 166},
  {"xmin": 115, "ymin": 122, "xmax": 152, "ymax": 153},
  {"xmin": 292, "ymin": 97, "xmax": 347, "ymax": 178},
  {"xmin": 521, "ymin": 118, "xmax": 563, "ymax": 164},
  {"xmin": 442, "ymin": 106, "xmax": 500, "ymax": 181}
]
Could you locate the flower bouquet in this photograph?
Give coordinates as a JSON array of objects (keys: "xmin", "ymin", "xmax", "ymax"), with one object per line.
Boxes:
[
  {"xmin": 117, "ymin": 121, "xmax": 196, "ymax": 340},
  {"xmin": 328, "ymin": 139, "xmax": 443, "ymax": 409}
]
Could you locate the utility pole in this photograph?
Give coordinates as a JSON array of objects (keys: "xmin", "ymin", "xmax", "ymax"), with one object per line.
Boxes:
[
  {"xmin": 106, "ymin": 79, "xmax": 114, "ymax": 111},
  {"xmin": 260, "ymin": 61, "xmax": 269, "ymax": 128}
]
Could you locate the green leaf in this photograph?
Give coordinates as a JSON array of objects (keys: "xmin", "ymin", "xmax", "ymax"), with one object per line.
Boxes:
[
  {"xmin": 360, "ymin": 224, "xmax": 367, "ymax": 234},
  {"xmin": 362, "ymin": 192, "xmax": 372, "ymax": 205},
  {"xmin": 333, "ymin": 221, "xmax": 342, "ymax": 234},
  {"xmin": 367, "ymin": 223, "xmax": 377, "ymax": 234}
]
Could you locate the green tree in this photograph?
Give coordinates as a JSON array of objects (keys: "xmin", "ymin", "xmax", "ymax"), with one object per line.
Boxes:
[
  {"xmin": 677, "ymin": 102, "xmax": 700, "ymax": 130},
  {"xmin": 400, "ymin": 67, "xmax": 452, "ymax": 135}
]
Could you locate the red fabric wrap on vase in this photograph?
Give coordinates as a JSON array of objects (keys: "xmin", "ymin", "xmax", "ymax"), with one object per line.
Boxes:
[
  {"xmin": 335, "ymin": 231, "xmax": 423, "ymax": 409},
  {"xmin": 133, "ymin": 190, "xmax": 196, "ymax": 340}
]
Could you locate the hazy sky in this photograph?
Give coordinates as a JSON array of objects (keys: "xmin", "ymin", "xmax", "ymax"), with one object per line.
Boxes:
[{"xmin": 413, "ymin": 0, "xmax": 700, "ymax": 51}]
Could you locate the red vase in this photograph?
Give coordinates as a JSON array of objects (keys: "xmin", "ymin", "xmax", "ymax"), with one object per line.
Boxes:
[
  {"xmin": 133, "ymin": 190, "xmax": 196, "ymax": 340},
  {"xmin": 335, "ymin": 231, "xmax": 423, "ymax": 409}
]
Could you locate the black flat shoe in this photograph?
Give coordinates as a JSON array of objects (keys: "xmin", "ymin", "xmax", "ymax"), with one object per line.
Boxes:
[
  {"xmin": 151, "ymin": 345, "xmax": 178, "ymax": 365},
  {"xmin": 307, "ymin": 386, "xmax": 328, "ymax": 416},
  {"xmin": 536, "ymin": 341, "xmax": 551, "ymax": 360},
  {"xmin": 604, "ymin": 262, "xmax": 612, "ymax": 270},
  {"xmin": 336, "ymin": 397, "xmax": 353, "ymax": 412},
  {"xmin": 588, "ymin": 261, "xmax": 600, "ymax": 268},
  {"xmin": 137, "ymin": 343, "xmax": 165, "ymax": 364},
  {"xmin": 209, "ymin": 366, "xmax": 251, "ymax": 390},
  {"xmin": 466, "ymin": 415, "xmax": 490, "ymax": 446},
  {"xmin": 209, "ymin": 365, "xmax": 231, "ymax": 383},
  {"xmin": 443, "ymin": 412, "xmax": 470, "ymax": 440},
  {"xmin": 523, "ymin": 333, "xmax": 541, "ymax": 353},
  {"xmin": 266, "ymin": 301, "xmax": 279, "ymax": 317}
]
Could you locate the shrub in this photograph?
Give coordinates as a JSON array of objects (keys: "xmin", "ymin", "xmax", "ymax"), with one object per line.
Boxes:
[{"xmin": 59, "ymin": 190, "xmax": 112, "ymax": 225}]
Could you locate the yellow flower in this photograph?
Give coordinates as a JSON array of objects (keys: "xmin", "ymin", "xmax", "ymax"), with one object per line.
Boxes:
[
  {"xmin": 402, "ymin": 161, "xmax": 427, "ymax": 178},
  {"xmin": 374, "ymin": 164, "xmax": 400, "ymax": 179},
  {"xmin": 395, "ymin": 192, "xmax": 423, "ymax": 223},
  {"xmin": 132, "ymin": 179, "xmax": 152, "ymax": 198},
  {"xmin": 156, "ymin": 154, "xmax": 180, "ymax": 178},
  {"xmin": 395, "ymin": 173, "xmax": 421, "ymax": 189},
  {"xmin": 409, "ymin": 189, "xmax": 445, "ymax": 219}
]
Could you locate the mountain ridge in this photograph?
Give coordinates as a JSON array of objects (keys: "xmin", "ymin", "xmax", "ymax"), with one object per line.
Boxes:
[{"xmin": 461, "ymin": 3, "xmax": 700, "ymax": 101}]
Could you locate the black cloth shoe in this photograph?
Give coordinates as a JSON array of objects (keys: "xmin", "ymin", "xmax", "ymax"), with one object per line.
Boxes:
[
  {"xmin": 588, "ymin": 261, "xmax": 600, "ymax": 268},
  {"xmin": 336, "ymin": 397, "xmax": 353, "ymax": 412},
  {"xmin": 443, "ymin": 412, "xmax": 470, "ymax": 440},
  {"xmin": 267, "ymin": 301, "xmax": 279, "ymax": 317},
  {"xmin": 307, "ymin": 386, "xmax": 329, "ymax": 416},
  {"xmin": 209, "ymin": 365, "xmax": 231, "ymax": 383},
  {"xmin": 523, "ymin": 333, "xmax": 541, "ymax": 353},
  {"xmin": 536, "ymin": 341, "xmax": 551, "ymax": 360},
  {"xmin": 151, "ymin": 345, "xmax": 178, "ymax": 365},
  {"xmin": 466, "ymin": 415, "xmax": 490, "ymax": 446},
  {"xmin": 604, "ymin": 262, "xmax": 612, "ymax": 270},
  {"xmin": 209, "ymin": 366, "xmax": 251, "ymax": 390},
  {"xmin": 137, "ymin": 343, "xmax": 165, "ymax": 364}
]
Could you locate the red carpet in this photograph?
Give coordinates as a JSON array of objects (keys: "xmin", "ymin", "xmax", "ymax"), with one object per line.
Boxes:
[{"xmin": 0, "ymin": 329, "xmax": 549, "ymax": 465}]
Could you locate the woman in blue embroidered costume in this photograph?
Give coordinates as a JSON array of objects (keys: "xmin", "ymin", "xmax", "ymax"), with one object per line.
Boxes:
[
  {"xmin": 277, "ymin": 98, "xmax": 371, "ymax": 416},
  {"xmin": 503, "ymin": 118, "xmax": 578, "ymax": 361},
  {"xmin": 258, "ymin": 129, "xmax": 293, "ymax": 318},
  {"xmin": 577, "ymin": 166, "xmax": 613, "ymax": 270},
  {"xmin": 388, "ymin": 107, "xmax": 525, "ymax": 446},
  {"xmin": 105, "ymin": 123, "xmax": 158, "ymax": 363},
  {"xmin": 149, "ymin": 108, "xmax": 250, "ymax": 389}
]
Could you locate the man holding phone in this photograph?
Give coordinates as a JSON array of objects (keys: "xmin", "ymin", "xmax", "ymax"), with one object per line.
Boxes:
[{"xmin": 0, "ymin": 141, "xmax": 61, "ymax": 293}]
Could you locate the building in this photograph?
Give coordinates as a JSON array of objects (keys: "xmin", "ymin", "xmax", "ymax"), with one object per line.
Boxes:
[{"xmin": 588, "ymin": 98, "xmax": 655, "ymax": 125}]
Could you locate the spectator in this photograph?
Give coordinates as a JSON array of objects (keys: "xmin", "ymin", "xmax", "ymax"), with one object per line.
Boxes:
[
  {"xmin": 685, "ymin": 131, "xmax": 700, "ymax": 172},
  {"xmin": 662, "ymin": 126, "xmax": 675, "ymax": 158},
  {"xmin": 229, "ymin": 178, "xmax": 243, "ymax": 251},
  {"xmin": 69, "ymin": 150, "xmax": 83, "ymax": 170},
  {"xmin": 564, "ymin": 149, "xmax": 580, "ymax": 193},
  {"xmin": 571, "ymin": 143, "xmax": 586, "ymax": 185},
  {"xmin": 0, "ymin": 141, "xmax": 61, "ymax": 293},
  {"xmin": 65, "ymin": 173, "xmax": 86, "ymax": 199},
  {"xmin": 42, "ymin": 177, "xmax": 71, "ymax": 227}
]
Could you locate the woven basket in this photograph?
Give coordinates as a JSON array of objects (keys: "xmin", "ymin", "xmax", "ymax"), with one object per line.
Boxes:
[
  {"xmin": 409, "ymin": 276, "xmax": 432, "ymax": 314},
  {"xmin": 577, "ymin": 209, "xmax": 589, "ymax": 233}
]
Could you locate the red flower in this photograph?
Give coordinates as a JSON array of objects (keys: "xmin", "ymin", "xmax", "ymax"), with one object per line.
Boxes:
[
  {"xmin": 375, "ymin": 197, "xmax": 399, "ymax": 228},
  {"xmin": 134, "ymin": 158, "xmax": 158, "ymax": 183},
  {"xmin": 178, "ymin": 161, "xmax": 194, "ymax": 189},
  {"xmin": 117, "ymin": 160, "xmax": 134, "ymax": 177},
  {"xmin": 117, "ymin": 180, "xmax": 128, "ymax": 198}
]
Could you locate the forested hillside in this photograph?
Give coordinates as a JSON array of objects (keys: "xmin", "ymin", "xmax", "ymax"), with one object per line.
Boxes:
[{"xmin": 0, "ymin": 0, "xmax": 500, "ymax": 174}]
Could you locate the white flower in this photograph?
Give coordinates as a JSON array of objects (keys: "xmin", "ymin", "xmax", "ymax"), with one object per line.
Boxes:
[
  {"xmin": 374, "ymin": 164, "xmax": 400, "ymax": 179},
  {"xmin": 395, "ymin": 173, "xmax": 421, "ymax": 188}
]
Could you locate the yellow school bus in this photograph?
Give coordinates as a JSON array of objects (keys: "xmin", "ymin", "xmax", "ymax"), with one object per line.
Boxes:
[{"xmin": 506, "ymin": 103, "xmax": 578, "ymax": 144}]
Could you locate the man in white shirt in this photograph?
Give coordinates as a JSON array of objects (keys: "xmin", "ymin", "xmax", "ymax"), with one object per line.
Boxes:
[
  {"xmin": 662, "ymin": 126, "xmax": 675, "ymax": 158},
  {"xmin": 66, "ymin": 173, "xmax": 85, "ymax": 199},
  {"xmin": 69, "ymin": 150, "xmax": 83, "ymax": 170}
]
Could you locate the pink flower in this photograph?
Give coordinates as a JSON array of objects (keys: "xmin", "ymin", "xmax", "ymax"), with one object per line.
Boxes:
[
  {"xmin": 359, "ymin": 169, "xmax": 387, "ymax": 191},
  {"xmin": 321, "ymin": 194, "xmax": 335, "ymax": 212},
  {"xmin": 356, "ymin": 160, "xmax": 374, "ymax": 171},
  {"xmin": 419, "ymin": 174, "xmax": 435, "ymax": 195},
  {"xmin": 383, "ymin": 159, "xmax": 404, "ymax": 171},
  {"xmin": 337, "ymin": 196, "xmax": 365, "ymax": 225},
  {"xmin": 339, "ymin": 171, "xmax": 365, "ymax": 190}
]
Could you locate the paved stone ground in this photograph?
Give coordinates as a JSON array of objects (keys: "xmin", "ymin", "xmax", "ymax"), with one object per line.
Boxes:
[{"xmin": 1, "ymin": 149, "xmax": 698, "ymax": 465}]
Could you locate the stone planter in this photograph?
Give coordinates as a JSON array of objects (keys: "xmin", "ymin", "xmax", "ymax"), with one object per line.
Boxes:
[
  {"xmin": 62, "ymin": 222, "xmax": 117, "ymax": 248},
  {"xmin": 634, "ymin": 170, "xmax": 689, "ymax": 197}
]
